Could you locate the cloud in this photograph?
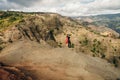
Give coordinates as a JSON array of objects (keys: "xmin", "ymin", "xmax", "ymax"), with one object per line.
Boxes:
[
  {"xmin": 88, "ymin": 0, "xmax": 120, "ymax": 10},
  {"xmin": 0, "ymin": 0, "xmax": 120, "ymax": 16},
  {"xmin": 84, "ymin": 0, "xmax": 120, "ymax": 15},
  {"xmin": 7, "ymin": 0, "xmax": 40, "ymax": 7},
  {"xmin": 58, "ymin": 0, "xmax": 120, "ymax": 16},
  {"xmin": 80, "ymin": 0, "xmax": 95, "ymax": 3}
]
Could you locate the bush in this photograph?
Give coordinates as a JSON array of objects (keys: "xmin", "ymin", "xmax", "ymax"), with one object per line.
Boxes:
[
  {"xmin": 80, "ymin": 37, "xmax": 89, "ymax": 46},
  {"xmin": 108, "ymin": 56, "xmax": 119, "ymax": 67},
  {"xmin": 114, "ymin": 48, "xmax": 117, "ymax": 52},
  {"xmin": 9, "ymin": 17, "xmax": 17, "ymax": 22},
  {"xmin": 58, "ymin": 42, "xmax": 62, "ymax": 48},
  {"xmin": 71, "ymin": 43, "xmax": 74, "ymax": 48},
  {"xmin": 101, "ymin": 54, "xmax": 105, "ymax": 58},
  {"xmin": 93, "ymin": 39, "xmax": 97, "ymax": 42},
  {"xmin": 91, "ymin": 47, "xmax": 96, "ymax": 53},
  {"xmin": 90, "ymin": 39, "xmax": 107, "ymax": 57},
  {"xmin": 0, "ymin": 42, "xmax": 5, "ymax": 52},
  {"xmin": 0, "ymin": 46, "xmax": 3, "ymax": 51}
]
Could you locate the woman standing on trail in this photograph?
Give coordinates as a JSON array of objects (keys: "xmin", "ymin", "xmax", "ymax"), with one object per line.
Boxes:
[{"xmin": 65, "ymin": 34, "xmax": 71, "ymax": 48}]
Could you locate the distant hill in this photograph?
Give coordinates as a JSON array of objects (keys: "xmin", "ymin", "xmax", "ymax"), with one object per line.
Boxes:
[{"xmin": 74, "ymin": 13, "xmax": 120, "ymax": 33}]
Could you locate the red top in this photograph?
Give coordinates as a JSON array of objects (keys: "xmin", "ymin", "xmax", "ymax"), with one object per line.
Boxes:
[{"xmin": 65, "ymin": 37, "xmax": 68, "ymax": 44}]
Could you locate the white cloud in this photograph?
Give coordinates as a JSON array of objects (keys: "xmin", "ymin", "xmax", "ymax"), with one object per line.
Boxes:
[{"xmin": 0, "ymin": 0, "xmax": 120, "ymax": 16}]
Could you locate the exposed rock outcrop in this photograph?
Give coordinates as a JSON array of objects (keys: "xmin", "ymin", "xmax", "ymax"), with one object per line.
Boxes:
[
  {"xmin": 0, "ymin": 14, "xmax": 64, "ymax": 45},
  {"xmin": 0, "ymin": 63, "xmax": 32, "ymax": 80}
]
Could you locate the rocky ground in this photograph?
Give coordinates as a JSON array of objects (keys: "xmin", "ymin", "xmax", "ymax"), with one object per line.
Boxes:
[{"xmin": 0, "ymin": 62, "xmax": 32, "ymax": 80}]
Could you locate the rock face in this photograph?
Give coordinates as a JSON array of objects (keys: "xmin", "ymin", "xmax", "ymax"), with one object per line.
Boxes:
[
  {"xmin": 0, "ymin": 63, "xmax": 32, "ymax": 80},
  {"xmin": 0, "ymin": 14, "xmax": 63, "ymax": 48},
  {"xmin": 1, "ymin": 19, "xmax": 61, "ymax": 43},
  {"xmin": 0, "ymin": 41, "xmax": 120, "ymax": 80}
]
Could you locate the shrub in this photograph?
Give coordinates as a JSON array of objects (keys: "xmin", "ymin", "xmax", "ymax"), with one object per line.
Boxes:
[
  {"xmin": 91, "ymin": 47, "xmax": 96, "ymax": 53},
  {"xmin": 101, "ymin": 54, "xmax": 105, "ymax": 58},
  {"xmin": 93, "ymin": 39, "xmax": 97, "ymax": 42},
  {"xmin": 91, "ymin": 39, "xmax": 106, "ymax": 57},
  {"xmin": 58, "ymin": 42, "xmax": 62, "ymax": 48},
  {"xmin": 92, "ymin": 54, "xmax": 95, "ymax": 57},
  {"xmin": 97, "ymin": 41, "xmax": 101, "ymax": 45},
  {"xmin": 109, "ymin": 39, "xmax": 112, "ymax": 42},
  {"xmin": 81, "ymin": 37, "xmax": 89, "ymax": 46},
  {"xmin": 9, "ymin": 17, "xmax": 17, "ymax": 22},
  {"xmin": 71, "ymin": 43, "xmax": 74, "ymax": 48},
  {"xmin": 0, "ymin": 46, "xmax": 3, "ymax": 51}
]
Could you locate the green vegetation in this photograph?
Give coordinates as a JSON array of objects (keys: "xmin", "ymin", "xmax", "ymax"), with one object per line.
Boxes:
[
  {"xmin": 91, "ymin": 39, "xmax": 106, "ymax": 58},
  {"xmin": 90, "ymin": 13, "xmax": 120, "ymax": 33},
  {"xmin": 0, "ymin": 39, "xmax": 5, "ymax": 52},
  {"xmin": 79, "ymin": 37, "xmax": 89, "ymax": 46},
  {"xmin": 71, "ymin": 43, "xmax": 74, "ymax": 48},
  {"xmin": 108, "ymin": 56, "xmax": 119, "ymax": 67},
  {"xmin": 58, "ymin": 42, "xmax": 62, "ymax": 48},
  {"xmin": 81, "ymin": 21, "xmax": 89, "ymax": 27},
  {"xmin": 79, "ymin": 37, "xmax": 107, "ymax": 58},
  {"xmin": 0, "ymin": 11, "xmax": 24, "ymax": 31},
  {"xmin": 9, "ymin": 16, "xmax": 17, "ymax": 22}
]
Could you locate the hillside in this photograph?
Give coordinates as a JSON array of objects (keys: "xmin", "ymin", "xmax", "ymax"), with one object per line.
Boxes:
[
  {"xmin": 74, "ymin": 13, "xmax": 120, "ymax": 33},
  {"xmin": 0, "ymin": 11, "xmax": 120, "ymax": 80}
]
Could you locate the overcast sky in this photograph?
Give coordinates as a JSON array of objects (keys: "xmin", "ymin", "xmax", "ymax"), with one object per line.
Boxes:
[{"xmin": 0, "ymin": 0, "xmax": 120, "ymax": 16}]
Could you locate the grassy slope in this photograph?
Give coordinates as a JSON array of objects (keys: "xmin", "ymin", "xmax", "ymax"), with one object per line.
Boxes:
[{"xmin": 0, "ymin": 11, "xmax": 24, "ymax": 31}]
